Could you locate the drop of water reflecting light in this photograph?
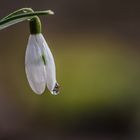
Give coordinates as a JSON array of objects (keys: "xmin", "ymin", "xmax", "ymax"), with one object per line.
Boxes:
[{"xmin": 52, "ymin": 83, "xmax": 60, "ymax": 95}]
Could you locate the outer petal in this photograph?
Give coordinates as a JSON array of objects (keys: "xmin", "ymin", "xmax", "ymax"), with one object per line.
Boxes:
[
  {"xmin": 25, "ymin": 35, "xmax": 46, "ymax": 95},
  {"xmin": 36, "ymin": 34, "xmax": 59, "ymax": 95}
]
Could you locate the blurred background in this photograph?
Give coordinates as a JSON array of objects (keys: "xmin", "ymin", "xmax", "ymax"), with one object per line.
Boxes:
[{"xmin": 0, "ymin": 0, "xmax": 139, "ymax": 139}]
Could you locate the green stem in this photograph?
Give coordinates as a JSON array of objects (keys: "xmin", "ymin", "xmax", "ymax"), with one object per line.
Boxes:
[
  {"xmin": 30, "ymin": 16, "xmax": 41, "ymax": 34},
  {"xmin": 0, "ymin": 10, "xmax": 54, "ymax": 25},
  {"xmin": 1, "ymin": 8, "xmax": 34, "ymax": 21}
]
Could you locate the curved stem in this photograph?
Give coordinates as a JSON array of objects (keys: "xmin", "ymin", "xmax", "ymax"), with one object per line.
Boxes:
[
  {"xmin": 0, "ymin": 10, "xmax": 54, "ymax": 25},
  {"xmin": 30, "ymin": 16, "xmax": 42, "ymax": 34},
  {"xmin": 1, "ymin": 8, "xmax": 34, "ymax": 21}
]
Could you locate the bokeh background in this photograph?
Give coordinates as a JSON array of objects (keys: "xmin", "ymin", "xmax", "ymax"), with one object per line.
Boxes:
[{"xmin": 0, "ymin": 0, "xmax": 139, "ymax": 139}]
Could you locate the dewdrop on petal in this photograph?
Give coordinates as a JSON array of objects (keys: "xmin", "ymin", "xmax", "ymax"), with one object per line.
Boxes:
[{"xmin": 25, "ymin": 16, "xmax": 59, "ymax": 95}]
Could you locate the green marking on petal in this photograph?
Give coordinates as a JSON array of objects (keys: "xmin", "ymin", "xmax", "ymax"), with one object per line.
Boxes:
[{"xmin": 42, "ymin": 54, "xmax": 46, "ymax": 65}]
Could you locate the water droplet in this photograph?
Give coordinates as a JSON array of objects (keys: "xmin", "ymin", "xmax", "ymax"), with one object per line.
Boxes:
[{"xmin": 52, "ymin": 83, "xmax": 60, "ymax": 95}]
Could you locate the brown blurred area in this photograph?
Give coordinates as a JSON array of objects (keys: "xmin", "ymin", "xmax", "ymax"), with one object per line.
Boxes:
[{"xmin": 0, "ymin": 0, "xmax": 139, "ymax": 140}]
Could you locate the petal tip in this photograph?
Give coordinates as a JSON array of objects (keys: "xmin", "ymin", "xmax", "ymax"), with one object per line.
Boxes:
[{"xmin": 32, "ymin": 88, "xmax": 45, "ymax": 95}]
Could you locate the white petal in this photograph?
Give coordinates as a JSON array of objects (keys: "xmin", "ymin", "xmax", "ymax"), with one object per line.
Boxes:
[
  {"xmin": 25, "ymin": 35, "xmax": 46, "ymax": 95},
  {"xmin": 36, "ymin": 34, "xmax": 59, "ymax": 95}
]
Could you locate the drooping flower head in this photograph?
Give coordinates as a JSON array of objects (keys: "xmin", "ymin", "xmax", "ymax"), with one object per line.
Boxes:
[
  {"xmin": 25, "ymin": 16, "xmax": 59, "ymax": 95},
  {"xmin": 0, "ymin": 8, "xmax": 59, "ymax": 95}
]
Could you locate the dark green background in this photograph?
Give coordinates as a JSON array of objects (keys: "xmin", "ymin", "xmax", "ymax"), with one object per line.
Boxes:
[{"xmin": 0, "ymin": 0, "xmax": 139, "ymax": 139}]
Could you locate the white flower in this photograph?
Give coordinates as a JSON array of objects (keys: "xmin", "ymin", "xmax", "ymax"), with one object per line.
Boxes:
[{"xmin": 25, "ymin": 33, "xmax": 59, "ymax": 95}]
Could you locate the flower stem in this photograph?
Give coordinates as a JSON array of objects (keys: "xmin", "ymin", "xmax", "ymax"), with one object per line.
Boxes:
[
  {"xmin": 0, "ymin": 10, "xmax": 54, "ymax": 25},
  {"xmin": 1, "ymin": 8, "xmax": 34, "ymax": 21},
  {"xmin": 0, "ymin": 10, "xmax": 54, "ymax": 30},
  {"xmin": 29, "ymin": 16, "xmax": 41, "ymax": 34}
]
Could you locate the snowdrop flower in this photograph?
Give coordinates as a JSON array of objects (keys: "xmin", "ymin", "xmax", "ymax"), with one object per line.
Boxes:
[{"xmin": 25, "ymin": 17, "xmax": 59, "ymax": 95}]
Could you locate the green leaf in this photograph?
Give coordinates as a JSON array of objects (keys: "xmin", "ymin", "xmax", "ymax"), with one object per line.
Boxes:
[
  {"xmin": 1, "ymin": 8, "xmax": 33, "ymax": 21},
  {"xmin": 0, "ymin": 10, "xmax": 54, "ymax": 30}
]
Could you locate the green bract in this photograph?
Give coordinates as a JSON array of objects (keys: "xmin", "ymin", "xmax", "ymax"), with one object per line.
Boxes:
[{"xmin": 0, "ymin": 8, "xmax": 54, "ymax": 30}]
